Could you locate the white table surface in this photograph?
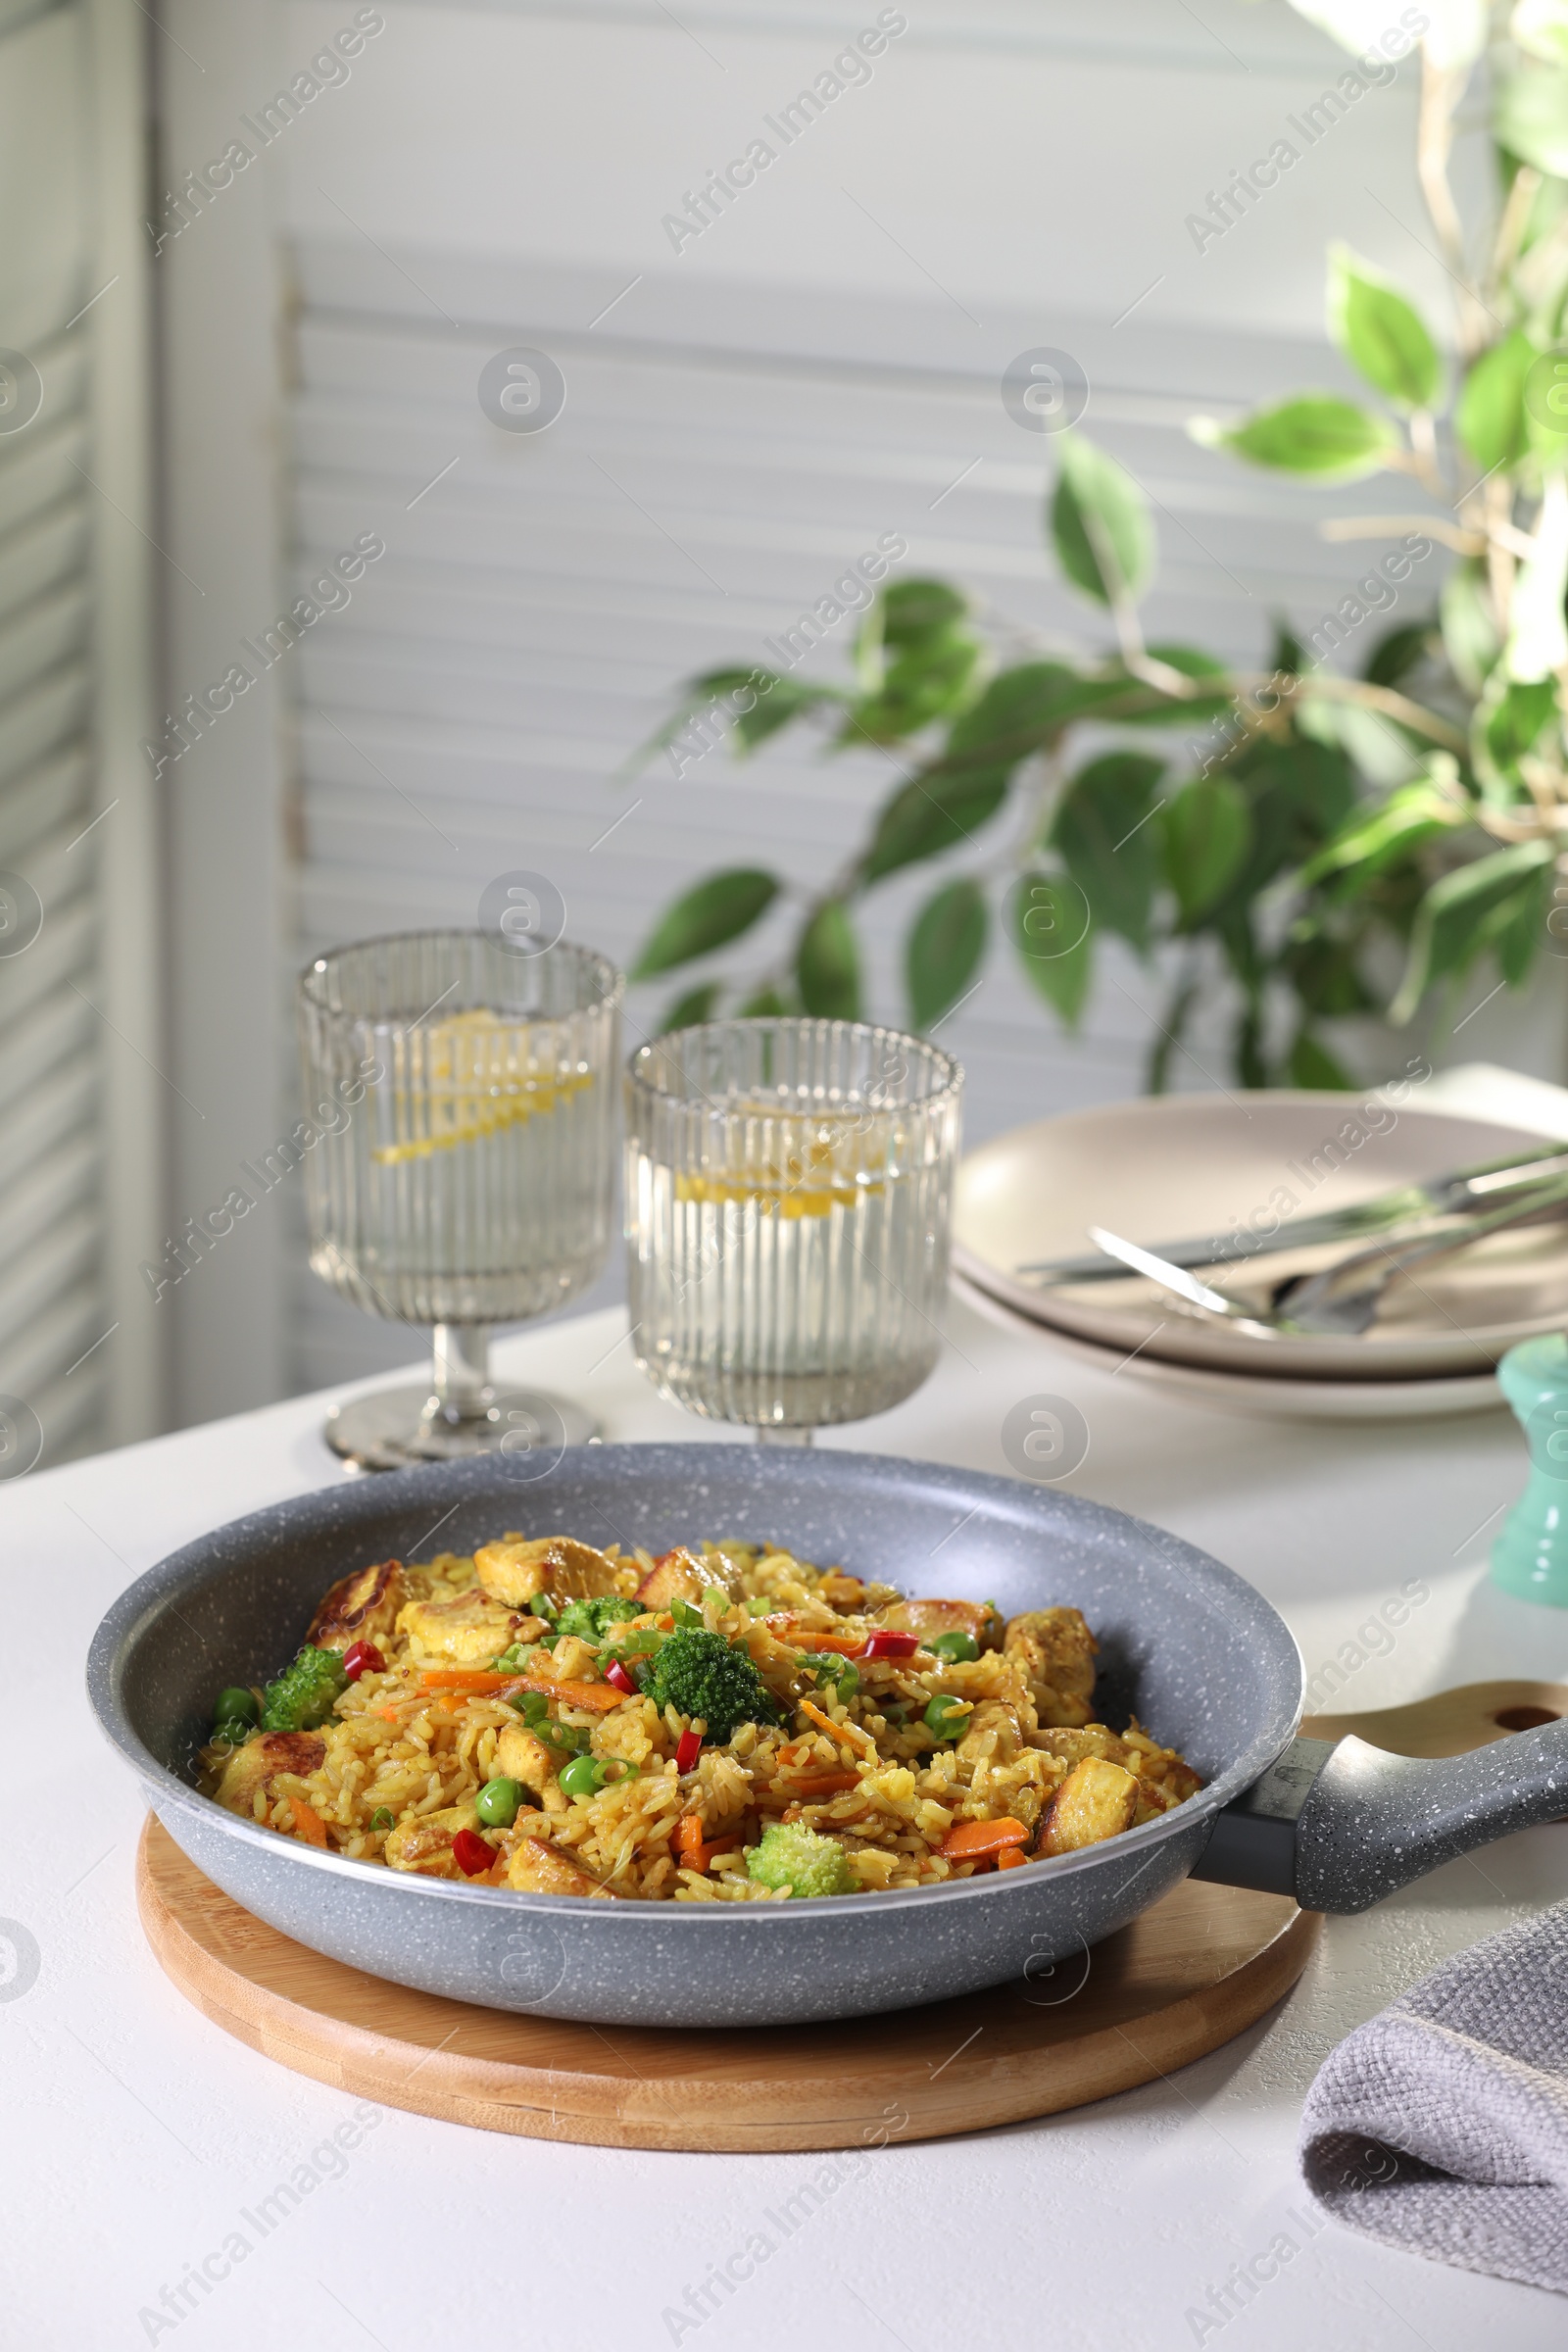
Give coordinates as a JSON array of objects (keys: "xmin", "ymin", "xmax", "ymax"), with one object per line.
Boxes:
[{"xmin": 8, "ymin": 1268, "xmax": 1568, "ymax": 2352}]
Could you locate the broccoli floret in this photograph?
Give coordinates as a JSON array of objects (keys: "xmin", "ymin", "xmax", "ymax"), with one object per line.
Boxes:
[
  {"xmin": 745, "ymin": 1821, "xmax": 857, "ymax": 1899},
  {"xmin": 555, "ymin": 1594, "xmax": 641, "ymax": 1644},
  {"xmin": 643, "ymin": 1626, "xmax": 783, "ymax": 1741},
  {"xmin": 260, "ymin": 1644, "xmax": 348, "ymax": 1732}
]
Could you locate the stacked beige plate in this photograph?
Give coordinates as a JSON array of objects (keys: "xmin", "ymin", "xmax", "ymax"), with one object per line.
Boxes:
[{"xmin": 952, "ymin": 1093, "xmax": 1568, "ymax": 1420}]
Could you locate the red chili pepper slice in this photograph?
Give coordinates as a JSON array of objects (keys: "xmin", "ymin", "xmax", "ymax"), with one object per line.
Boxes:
[
  {"xmin": 675, "ymin": 1728, "xmax": 702, "ymax": 1772},
  {"xmin": 342, "ymin": 1640, "xmax": 387, "ymax": 1681},
  {"xmin": 603, "ymin": 1658, "xmax": 637, "ymax": 1696},
  {"xmin": 452, "ymin": 1829, "xmax": 495, "ymax": 1877},
  {"xmin": 859, "ymin": 1631, "xmax": 921, "ymax": 1659}
]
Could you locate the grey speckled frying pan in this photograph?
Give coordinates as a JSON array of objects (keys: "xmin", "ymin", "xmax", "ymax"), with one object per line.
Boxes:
[{"xmin": 86, "ymin": 1446, "xmax": 1568, "ymax": 2028}]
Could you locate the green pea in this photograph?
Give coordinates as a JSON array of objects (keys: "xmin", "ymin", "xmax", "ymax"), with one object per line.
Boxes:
[
  {"xmin": 476, "ymin": 1777, "xmax": 524, "ymax": 1827},
  {"xmin": 923, "ymin": 1694, "xmax": 973, "ymax": 1740},
  {"xmin": 560, "ymin": 1754, "xmax": 609, "ymax": 1800},
  {"xmin": 211, "ymin": 1719, "xmax": 253, "ymax": 1750},
  {"xmin": 215, "ymin": 1687, "xmax": 260, "ymax": 1726},
  {"xmin": 928, "ymin": 1632, "xmax": 979, "ymax": 1663},
  {"xmin": 509, "ymin": 1690, "xmax": 550, "ymax": 1724}
]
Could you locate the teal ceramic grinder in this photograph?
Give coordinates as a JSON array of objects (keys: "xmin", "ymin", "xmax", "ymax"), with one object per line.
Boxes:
[{"xmin": 1493, "ymin": 1332, "xmax": 1568, "ymax": 1606}]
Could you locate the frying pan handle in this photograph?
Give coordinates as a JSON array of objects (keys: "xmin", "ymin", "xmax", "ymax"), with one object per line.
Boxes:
[{"xmin": 1190, "ymin": 1722, "xmax": 1568, "ymax": 1912}]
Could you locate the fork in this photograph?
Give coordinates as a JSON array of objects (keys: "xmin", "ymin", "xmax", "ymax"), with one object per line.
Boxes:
[{"xmin": 1088, "ymin": 1174, "xmax": 1568, "ymax": 1339}]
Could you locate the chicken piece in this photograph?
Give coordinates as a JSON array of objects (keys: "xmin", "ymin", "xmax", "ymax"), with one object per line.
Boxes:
[
  {"xmin": 1035, "ymin": 1757, "xmax": 1140, "ymax": 1857},
  {"xmin": 1032, "ymin": 1723, "xmax": 1130, "ymax": 1769},
  {"xmin": 636, "ymin": 1545, "xmax": 735, "ymax": 1608},
  {"xmin": 507, "ymin": 1835, "xmax": 616, "ymax": 1898},
  {"xmin": 1123, "ymin": 1720, "xmax": 1204, "ymax": 1806},
  {"xmin": 497, "ymin": 1722, "xmax": 569, "ymax": 1812},
  {"xmin": 1004, "ymin": 1606, "xmax": 1098, "ymax": 1728},
  {"xmin": 213, "ymin": 1730, "xmax": 326, "ymax": 1817},
  {"xmin": 384, "ymin": 1802, "xmax": 481, "ymax": 1880},
  {"xmin": 305, "ymin": 1557, "xmax": 405, "ymax": 1652},
  {"xmin": 394, "ymin": 1586, "xmax": 538, "ymax": 1665},
  {"xmin": 474, "ymin": 1533, "xmax": 632, "ymax": 1607},
  {"xmin": 955, "ymin": 1699, "xmax": 1024, "ymax": 1766},
  {"xmin": 874, "ymin": 1597, "xmax": 1003, "ymax": 1651}
]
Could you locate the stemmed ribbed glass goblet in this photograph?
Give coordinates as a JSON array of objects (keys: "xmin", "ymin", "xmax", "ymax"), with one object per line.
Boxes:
[
  {"xmin": 625, "ymin": 1017, "xmax": 962, "ymax": 1440},
  {"xmin": 298, "ymin": 930, "xmax": 622, "ymax": 1470}
]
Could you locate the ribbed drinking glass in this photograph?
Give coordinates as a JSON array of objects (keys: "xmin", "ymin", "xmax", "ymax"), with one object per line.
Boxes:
[
  {"xmin": 625, "ymin": 1018, "xmax": 962, "ymax": 1438},
  {"xmin": 299, "ymin": 930, "xmax": 622, "ymax": 1469}
]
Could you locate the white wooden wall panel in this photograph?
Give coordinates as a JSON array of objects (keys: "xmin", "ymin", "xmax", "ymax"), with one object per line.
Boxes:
[
  {"xmin": 0, "ymin": 0, "xmax": 161, "ymax": 1463},
  {"xmin": 159, "ymin": 0, "xmax": 1508, "ymax": 1400}
]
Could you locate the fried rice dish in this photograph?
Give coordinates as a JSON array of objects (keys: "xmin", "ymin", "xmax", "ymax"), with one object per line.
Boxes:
[{"xmin": 199, "ymin": 1534, "xmax": 1202, "ymax": 1900}]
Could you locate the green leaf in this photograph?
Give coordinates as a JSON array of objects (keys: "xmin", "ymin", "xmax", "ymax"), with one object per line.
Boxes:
[
  {"xmin": 1052, "ymin": 751, "xmax": 1165, "ymax": 951},
  {"xmin": 1282, "ymin": 932, "xmax": 1375, "ymax": 1019},
  {"xmin": 1298, "ymin": 773, "xmax": 1465, "ymax": 893},
  {"xmin": 630, "ymin": 868, "xmax": 779, "ymax": 979},
  {"xmin": 1050, "ymin": 433, "xmax": 1154, "ymax": 607},
  {"xmin": 939, "ymin": 662, "xmax": 1150, "ymax": 793},
  {"xmin": 630, "ymin": 670, "xmax": 837, "ymax": 776},
  {"xmin": 1295, "ymin": 692, "xmax": 1425, "ymax": 790},
  {"xmin": 658, "ymin": 981, "xmax": 722, "ymax": 1034},
  {"xmin": 1485, "ymin": 676, "xmax": 1557, "ymax": 773},
  {"xmin": 1456, "ymin": 331, "xmax": 1537, "ymax": 474},
  {"xmin": 1514, "ymin": 0, "xmax": 1568, "ymax": 67},
  {"xmin": 1288, "ymin": 1030, "xmax": 1355, "ymax": 1089},
  {"xmin": 1495, "ymin": 64, "xmax": 1568, "ymax": 176},
  {"xmin": 1391, "ymin": 840, "xmax": 1555, "ymax": 1024},
  {"xmin": 1327, "ymin": 246, "xmax": 1442, "ymax": 411},
  {"xmin": 1009, "ymin": 872, "xmax": 1093, "ymax": 1027},
  {"xmin": 1192, "ymin": 395, "xmax": 1397, "ymax": 481},
  {"xmin": 796, "ymin": 900, "xmax": 861, "ymax": 1019},
  {"xmin": 1440, "ymin": 562, "xmax": 1501, "ymax": 696},
  {"xmin": 1363, "ymin": 619, "xmax": 1436, "ymax": 690},
  {"xmin": 731, "ymin": 674, "xmax": 839, "ymax": 753},
  {"xmin": 859, "ymin": 772, "xmax": 1009, "ymax": 887},
  {"xmin": 881, "ymin": 579, "xmax": 968, "ymax": 645},
  {"xmin": 839, "ymin": 632, "xmax": 981, "ymax": 746},
  {"xmin": 1161, "ymin": 776, "xmax": 1251, "ymax": 926},
  {"xmin": 906, "ymin": 878, "xmax": 989, "ymax": 1030},
  {"xmin": 1496, "ymin": 860, "xmax": 1551, "ymax": 985},
  {"xmin": 1225, "ymin": 736, "xmax": 1357, "ymax": 902},
  {"xmin": 1232, "ymin": 998, "xmax": 1269, "ymax": 1090},
  {"xmin": 1269, "ymin": 619, "xmax": 1307, "ymax": 677},
  {"xmin": 737, "ymin": 984, "xmax": 791, "ymax": 1016}
]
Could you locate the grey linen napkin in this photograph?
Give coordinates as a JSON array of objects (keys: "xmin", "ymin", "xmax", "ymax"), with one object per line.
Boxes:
[{"xmin": 1298, "ymin": 1899, "xmax": 1568, "ymax": 2293}]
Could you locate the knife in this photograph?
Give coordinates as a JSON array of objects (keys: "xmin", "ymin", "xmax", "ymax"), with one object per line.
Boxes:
[{"xmin": 1013, "ymin": 1142, "xmax": 1568, "ymax": 1284}]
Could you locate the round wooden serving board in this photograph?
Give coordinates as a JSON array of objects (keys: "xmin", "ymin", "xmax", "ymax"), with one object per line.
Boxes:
[{"xmin": 138, "ymin": 1819, "xmax": 1317, "ymax": 2152}]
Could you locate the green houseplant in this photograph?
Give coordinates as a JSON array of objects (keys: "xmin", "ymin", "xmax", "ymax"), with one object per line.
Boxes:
[{"xmin": 627, "ymin": 0, "xmax": 1568, "ymax": 1089}]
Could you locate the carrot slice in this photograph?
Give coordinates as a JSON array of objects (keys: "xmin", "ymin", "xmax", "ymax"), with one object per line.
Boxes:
[
  {"xmin": 996, "ymin": 1846, "xmax": 1029, "ymax": 1871},
  {"xmin": 940, "ymin": 1816, "xmax": 1029, "ymax": 1861},
  {"xmin": 676, "ymin": 1813, "xmax": 715, "ymax": 1872},
  {"xmin": 799, "ymin": 1697, "xmax": 875, "ymax": 1754},
  {"xmin": 784, "ymin": 1770, "xmax": 861, "ymax": 1795},
  {"xmin": 521, "ymin": 1675, "xmax": 626, "ymax": 1715},
  {"xmin": 288, "ymin": 1795, "xmax": 329, "ymax": 1848}
]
